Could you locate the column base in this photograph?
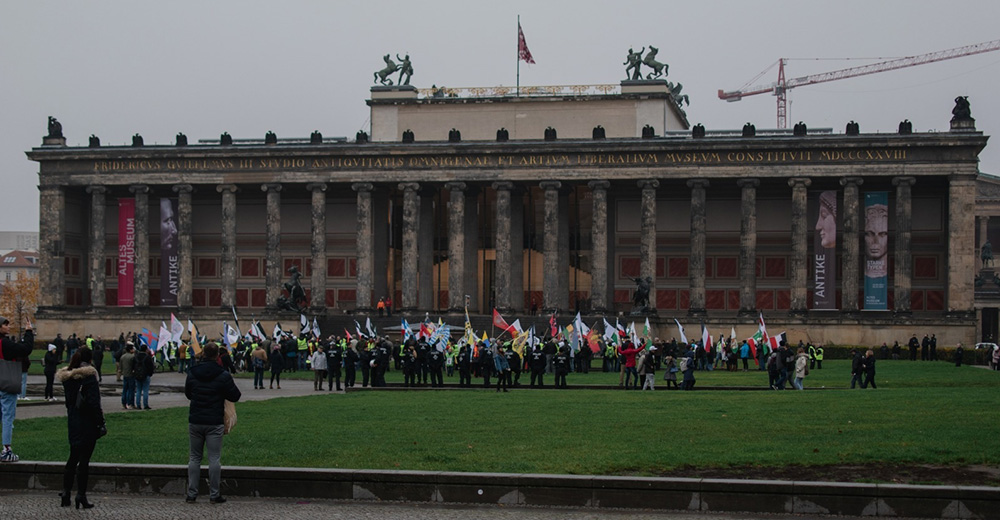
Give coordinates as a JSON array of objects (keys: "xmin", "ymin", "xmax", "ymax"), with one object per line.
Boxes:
[
  {"xmin": 787, "ymin": 309, "xmax": 808, "ymax": 318},
  {"xmin": 737, "ymin": 309, "xmax": 758, "ymax": 318},
  {"xmin": 945, "ymin": 310, "xmax": 976, "ymax": 320},
  {"xmin": 354, "ymin": 306, "xmax": 374, "ymax": 315},
  {"xmin": 687, "ymin": 308, "xmax": 707, "ymax": 318},
  {"xmin": 308, "ymin": 306, "xmax": 327, "ymax": 315},
  {"xmin": 893, "ymin": 310, "xmax": 913, "ymax": 318}
]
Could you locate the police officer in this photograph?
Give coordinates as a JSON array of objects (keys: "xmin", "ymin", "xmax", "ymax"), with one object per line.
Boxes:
[
  {"xmin": 428, "ymin": 346, "xmax": 445, "ymax": 387},
  {"xmin": 553, "ymin": 346, "xmax": 571, "ymax": 388},
  {"xmin": 504, "ymin": 345, "xmax": 521, "ymax": 387},
  {"xmin": 402, "ymin": 344, "xmax": 417, "ymax": 387},
  {"xmin": 457, "ymin": 345, "xmax": 472, "ymax": 387},
  {"xmin": 325, "ymin": 338, "xmax": 343, "ymax": 391},
  {"xmin": 478, "ymin": 342, "xmax": 493, "ymax": 387},
  {"xmin": 529, "ymin": 345, "xmax": 546, "ymax": 387}
]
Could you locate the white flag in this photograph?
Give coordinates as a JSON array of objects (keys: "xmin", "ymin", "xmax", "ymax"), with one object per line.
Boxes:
[
  {"xmin": 312, "ymin": 318, "xmax": 321, "ymax": 339},
  {"xmin": 157, "ymin": 321, "xmax": 171, "ymax": 352},
  {"xmin": 366, "ymin": 317, "xmax": 376, "ymax": 338},
  {"xmin": 170, "ymin": 313, "xmax": 185, "ymax": 343},
  {"xmin": 674, "ymin": 318, "xmax": 688, "ymax": 345}
]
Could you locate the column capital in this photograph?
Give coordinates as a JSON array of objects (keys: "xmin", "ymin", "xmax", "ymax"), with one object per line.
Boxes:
[
  {"xmin": 129, "ymin": 184, "xmax": 149, "ymax": 194},
  {"xmin": 686, "ymin": 178, "xmax": 710, "ymax": 189},
  {"xmin": 788, "ymin": 177, "xmax": 812, "ymax": 188},
  {"xmin": 306, "ymin": 182, "xmax": 328, "ymax": 193},
  {"xmin": 444, "ymin": 181, "xmax": 467, "ymax": 192},
  {"xmin": 891, "ymin": 176, "xmax": 917, "ymax": 187},
  {"xmin": 737, "ymin": 178, "xmax": 760, "ymax": 189},
  {"xmin": 539, "ymin": 180, "xmax": 562, "ymax": 191},
  {"xmin": 216, "ymin": 184, "xmax": 238, "ymax": 194},
  {"xmin": 588, "ymin": 180, "xmax": 610, "ymax": 191},
  {"xmin": 85, "ymin": 185, "xmax": 107, "ymax": 195},
  {"xmin": 351, "ymin": 182, "xmax": 374, "ymax": 193},
  {"xmin": 261, "ymin": 183, "xmax": 282, "ymax": 193},
  {"xmin": 172, "ymin": 184, "xmax": 193, "ymax": 194},
  {"xmin": 840, "ymin": 177, "xmax": 864, "ymax": 187},
  {"xmin": 637, "ymin": 179, "xmax": 660, "ymax": 190},
  {"xmin": 491, "ymin": 181, "xmax": 514, "ymax": 192},
  {"xmin": 399, "ymin": 182, "xmax": 421, "ymax": 193}
]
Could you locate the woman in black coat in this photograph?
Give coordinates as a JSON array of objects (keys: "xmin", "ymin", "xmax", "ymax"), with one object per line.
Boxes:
[
  {"xmin": 43, "ymin": 344, "xmax": 61, "ymax": 401},
  {"xmin": 268, "ymin": 345, "xmax": 284, "ymax": 389},
  {"xmin": 56, "ymin": 347, "xmax": 105, "ymax": 509}
]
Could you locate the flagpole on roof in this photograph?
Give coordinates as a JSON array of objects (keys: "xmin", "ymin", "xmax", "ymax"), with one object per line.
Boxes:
[{"xmin": 516, "ymin": 15, "xmax": 520, "ymax": 97}]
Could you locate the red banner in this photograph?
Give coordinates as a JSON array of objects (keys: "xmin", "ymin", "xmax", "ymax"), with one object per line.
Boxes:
[{"xmin": 118, "ymin": 198, "xmax": 135, "ymax": 306}]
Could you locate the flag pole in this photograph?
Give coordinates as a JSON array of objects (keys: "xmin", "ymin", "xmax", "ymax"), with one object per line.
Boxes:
[{"xmin": 516, "ymin": 15, "xmax": 520, "ymax": 97}]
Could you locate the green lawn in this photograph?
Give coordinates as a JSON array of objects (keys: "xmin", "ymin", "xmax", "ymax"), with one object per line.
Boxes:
[{"xmin": 15, "ymin": 360, "xmax": 1000, "ymax": 477}]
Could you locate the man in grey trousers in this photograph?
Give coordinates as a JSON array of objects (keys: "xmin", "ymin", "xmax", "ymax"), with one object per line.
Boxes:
[{"xmin": 184, "ymin": 342, "xmax": 241, "ymax": 504}]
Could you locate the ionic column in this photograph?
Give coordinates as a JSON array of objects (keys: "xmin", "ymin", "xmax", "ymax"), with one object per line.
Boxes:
[
  {"xmin": 493, "ymin": 182, "xmax": 514, "ymax": 312},
  {"xmin": 130, "ymin": 185, "xmax": 149, "ymax": 307},
  {"xmin": 418, "ymin": 189, "xmax": 435, "ymax": 310},
  {"xmin": 261, "ymin": 184, "xmax": 282, "ymax": 309},
  {"xmin": 86, "ymin": 186, "xmax": 107, "ymax": 308},
  {"xmin": 541, "ymin": 181, "xmax": 562, "ymax": 312},
  {"xmin": 948, "ymin": 174, "xmax": 977, "ymax": 315},
  {"xmin": 353, "ymin": 183, "xmax": 375, "ymax": 312},
  {"xmin": 688, "ymin": 179, "xmax": 709, "ymax": 316},
  {"xmin": 39, "ymin": 186, "xmax": 66, "ymax": 308},
  {"xmin": 173, "ymin": 184, "xmax": 193, "ymax": 309},
  {"xmin": 445, "ymin": 182, "xmax": 467, "ymax": 312},
  {"xmin": 979, "ymin": 216, "xmax": 990, "ymax": 268},
  {"xmin": 893, "ymin": 176, "xmax": 916, "ymax": 314},
  {"xmin": 217, "ymin": 184, "xmax": 238, "ymax": 308},
  {"xmin": 788, "ymin": 178, "xmax": 811, "ymax": 315},
  {"xmin": 510, "ymin": 188, "xmax": 525, "ymax": 311},
  {"xmin": 464, "ymin": 187, "xmax": 480, "ymax": 312},
  {"xmin": 638, "ymin": 180, "xmax": 659, "ymax": 311},
  {"xmin": 399, "ymin": 182, "xmax": 421, "ymax": 312},
  {"xmin": 307, "ymin": 183, "xmax": 327, "ymax": 311},
  {"xmin": 841, "ymin": 177, "xmax": 864, "ymax": 313},
  {"xmin": 589, "ymin": 181, "xmax": 610, "ymax": 313}
]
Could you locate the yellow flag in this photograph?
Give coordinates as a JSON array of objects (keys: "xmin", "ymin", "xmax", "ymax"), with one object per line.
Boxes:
[{"xmin": 189, "ymin": 320, "xmax": 203, "ymax": 357}]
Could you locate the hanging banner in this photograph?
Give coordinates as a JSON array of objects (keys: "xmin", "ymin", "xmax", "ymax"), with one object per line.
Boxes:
[
  {"xmin": 813, "ymin": 191, "xmax": 837, "ymax": 310},
  {"xmin": 863, "ymin": 192, "xmax": 889, "ymax": 310},
  {"xmin": 117, "ymin": 198, "xmax": 136, "ymax": 306},
  {"xmin": 160, "ymin": 198, "xmax": 179, "ymax": 306}
]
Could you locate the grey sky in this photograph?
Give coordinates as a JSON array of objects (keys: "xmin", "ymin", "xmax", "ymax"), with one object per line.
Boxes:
[{"xmin": 3, "ymin": 0, "xmax": 999, "ymax": 232}]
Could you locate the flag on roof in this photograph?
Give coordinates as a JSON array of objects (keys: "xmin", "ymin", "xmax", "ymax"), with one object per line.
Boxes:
[{"xmin": 517, "ymin": 21, "xmax": 535, "ymax": 64}]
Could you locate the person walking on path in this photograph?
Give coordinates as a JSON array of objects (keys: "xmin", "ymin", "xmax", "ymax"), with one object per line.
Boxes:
[
  {"xmin": 119, "ymin": 343, "xmax": 136, "ymax": 409},
  {"xmin": 860, "ymin": 349, "xmax": 878, "ymax": 389},
  {"xmin": 185, "ymin": 342, "xmax": 241, "ymax": 505},
  {"xmin": 0, "ymin": 317, "xmax": 34, "ymax": 462},
  {"xmin": 793, "ymin": 347, "xmax": 809, "ymax": 390},
  {"xmin": 310, "ymin": 345, "xmax": 328, "ymax": 391},
  {"xmin": 44, "ymin": 344, "xmax": 61, "ymax": 401},
  {"xmin": 56, "ymin": 347, "xmax": 105, "ymax": 509}
]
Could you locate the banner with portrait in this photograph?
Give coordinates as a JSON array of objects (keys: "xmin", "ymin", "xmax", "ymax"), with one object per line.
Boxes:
[
  {"xmin": 160, "ymin": 198, "xmax": 179, "ymax": 306},
  {"xmin": 117, "ymin": 198, "xmax": 135, "ymax": 306},
  {"xmin": 863, "ymin": 192, "xmax": 889, "ymax": 310},
  {"xmin": 813, "ymin": 191, "xmax": 837, "ymax": 310}
]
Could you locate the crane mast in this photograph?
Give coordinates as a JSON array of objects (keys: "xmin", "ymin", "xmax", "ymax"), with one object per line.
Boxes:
[{"xmin": 718, "ymin": 39, "xmax": 1000, "ymax": 128}]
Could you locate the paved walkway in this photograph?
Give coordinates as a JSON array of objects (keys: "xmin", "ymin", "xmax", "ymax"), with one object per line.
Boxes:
[
  {"xmin": 0, "ymin": 490, "xmax": 933, "ymax": 520},
  {"xmin": 16, "ymin": 369, "xmax": 330, "ymax": 420}
]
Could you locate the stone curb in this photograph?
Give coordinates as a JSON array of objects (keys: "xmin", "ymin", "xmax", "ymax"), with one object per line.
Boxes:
[{"xmin": 2, "ymin": 462, "xmax": 997, "ymax": 518}]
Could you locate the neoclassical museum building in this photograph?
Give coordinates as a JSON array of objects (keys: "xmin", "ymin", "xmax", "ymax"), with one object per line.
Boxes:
[{"xmin": 26, "ymin": 81, "xmax": 998, "ymax": 345}]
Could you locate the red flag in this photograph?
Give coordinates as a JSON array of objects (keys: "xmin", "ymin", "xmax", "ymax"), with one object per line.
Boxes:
[
  {"xmin": 419, "ymin": 322, "xmax": 432, "ymax": 340},
  {"xmin": 518, "ymin": 23, "xmax": 535, "ymax": 64},
  {"xmin": 344, "ymin": 328, "xmax": 352, "ymax": 341},
  {"xmin": 492, "ymin": 309, "xmax": 511, "ymax": 332},
  {"xmin": 549, "ymin": 313, "xmax": 558, "ymax": 337}
]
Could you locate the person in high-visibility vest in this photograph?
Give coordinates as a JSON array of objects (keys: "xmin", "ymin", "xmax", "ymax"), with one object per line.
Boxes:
[
  {"xmin": 815, "ymin": 345, "xmax": 824, "ymax": 369},
  {"xmin": 297, "ymin": 335, "xmax": 309, "ymax": 371}
]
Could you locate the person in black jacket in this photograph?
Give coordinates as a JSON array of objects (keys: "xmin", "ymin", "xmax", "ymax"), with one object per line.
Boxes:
[
  {"xmin": 344, "ymin": 343, "xmax": 358, "ymax": 388},
  {"xmin": 849, "ymin": 349, "xmax": 864, "ymax": 389},
  {"xmin": 553, "ymin": 346, "xmax": 571, "ymax": 388},
  {"xmin": 504, "ymin": 345, "xmax": 521, "ymax": 387},
  {"xmin": 268, "ymin": 344, "xmax": 284, "ymax": 389},
  {"xmin": 529, "ymin": 345, "xmax": 546, "ymax": 387},
  {"xmin": 860, "ymin": 349, "xmax": 877, "ymax": 389},
  {"xmin": 427, "ymin": 346, "xmax": 444, "ymax": 387},
  {"xmin": 56, "ymin": 347, "xmax": 105, "ymax": 509},
  {"xmin": 44, "ymin": 344, "xmax": 61, "ymax": 401},
  {"xmin": 185, "ymin": 342, "xmax": 241, "ymax": 504},
  {"xmin": 402, "ymin": 344, "xmax": 417, "ymax": 387},
  {"xmin": 457, "ymin": 345, "xmax": 472, "ymax": 387},
  {"xmin": 325, "ymin": 339, "xmax": 343, "ymax": 391},
  {"xmin": 0, "ymin": 317, "xmax": 33, "ymax": 463},
  {"xmin": 359, "ymin": 344, "xmax": 372, "ymax": 387}
]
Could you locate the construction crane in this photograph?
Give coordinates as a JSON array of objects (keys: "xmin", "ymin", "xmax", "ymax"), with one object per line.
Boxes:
[{"xmin": 718, "ymin": 39, "xmax": 1000, "ymax": 129}]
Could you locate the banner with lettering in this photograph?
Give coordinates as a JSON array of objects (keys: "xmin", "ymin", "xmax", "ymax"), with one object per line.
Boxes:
[
  {"xmin": 117, "ymin": 198, "xmax": 135, "ymax": 306},
  {"xmin": 160, "ymin": 198, "xmax": 179, "ymax": 306},
  {"xmin": 863, "ymin": 192, "xmax": 889, "ymax": 310},
  {"xmin": 813, "ymin": 191, "xmax": 837, "ymax": 310}
]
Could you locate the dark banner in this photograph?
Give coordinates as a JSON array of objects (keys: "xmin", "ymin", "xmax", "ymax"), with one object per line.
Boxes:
[
  {"xmin": 117, "ymin": 198, "xmax": 135, "ymax": 306},
  {"xmin": 813, "ymin": 191, "xmax": 837, "ymax": 310},
  {"xmin": 864, "ymin": 192, "xmax": 889, "ymax": 310},
  {"xmin": 160, "ymin": 198, "xmax": 179, "ymax": 306}
]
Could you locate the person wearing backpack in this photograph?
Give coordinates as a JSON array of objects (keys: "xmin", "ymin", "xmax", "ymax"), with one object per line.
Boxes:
[
  {"xmin": 680, "ymin": 348, "xmax": 696, "ymax": 390},
  {"xmin": 133, "ymin": 344, "xmax": 155, "ymax": 410}
]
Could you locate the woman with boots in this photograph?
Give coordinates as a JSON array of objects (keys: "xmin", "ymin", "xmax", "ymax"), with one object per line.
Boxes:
[{"xmin": 56, "ymin": 347, "xmax": 106, "ymax": 509}]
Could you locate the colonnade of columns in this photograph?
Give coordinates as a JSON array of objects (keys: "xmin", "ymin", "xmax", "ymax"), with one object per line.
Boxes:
[{"xmin": 37, "ymin": 174, "xmax": 972, "ymax": 318}]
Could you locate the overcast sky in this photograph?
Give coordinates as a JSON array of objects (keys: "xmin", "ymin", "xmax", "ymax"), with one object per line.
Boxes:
[{"xmin": 3, "ymin": 1, "xmax": 999, "ymax": 232}]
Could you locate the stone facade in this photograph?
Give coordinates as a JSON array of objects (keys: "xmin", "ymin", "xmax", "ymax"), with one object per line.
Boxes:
[{"xmin": 25, "ymin": 90, "xmax": 992, "ymax": 346}]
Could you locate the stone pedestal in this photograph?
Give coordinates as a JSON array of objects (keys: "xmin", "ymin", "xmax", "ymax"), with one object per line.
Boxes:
[{"xmin": 950, "ymin": 118, "xmax": 976, "ymax": 133}]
